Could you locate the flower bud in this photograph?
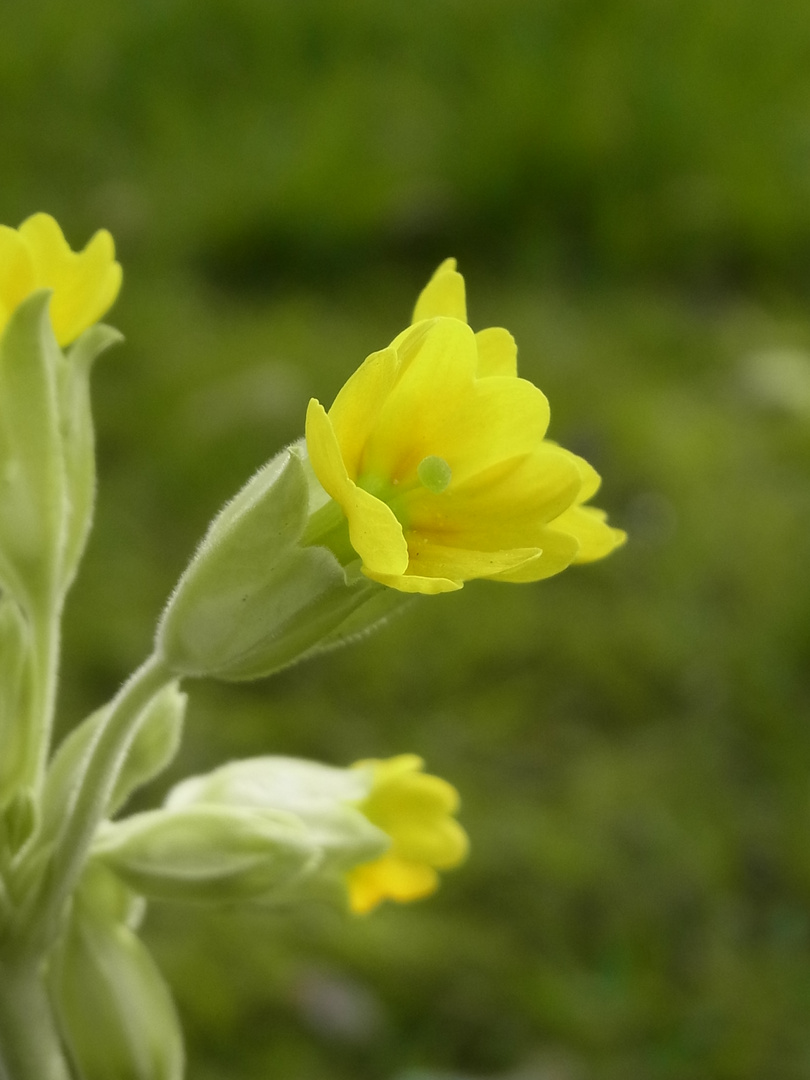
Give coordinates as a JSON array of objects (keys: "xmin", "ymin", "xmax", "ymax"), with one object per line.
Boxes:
[
  {"xmin": 41, "ymin": 682, "xmax": 186, "ymax": 847},
  {"xmin": 49, "ymin": 867, "xmax": 182, "ymax": 1080}
]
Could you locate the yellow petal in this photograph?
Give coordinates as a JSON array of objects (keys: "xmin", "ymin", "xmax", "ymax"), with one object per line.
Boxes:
[
  {"xmin": 549, "ymin": 504, "xmax": 628, "ymax": 564},
  {"xmin": 306, "ymin": 399, "xmax": 409, "ymax": 576},
  {"xmin": 17, "ymin": 213, "xmax": 122, "ymax": 345},
  {"xmin": 403, "ymin": 540, "xmax": 541, "ymax": 583},
  {"xmin": 0, "ymin": 226, "xmax": 35, "ymax": 333},
  {"xmin": 355, "ymin": 754, "xmax": 424, "ymax": 784},
  {"xmin": 571, "ymin": 454, "xmax": 602, "ymax": 503},
  {"xmin": 475, "ymin": 327, "xmax": 517, "ymax": 377},
  {"xmin": 363, "ymin": 568, "xmax": 463, "ymax": 594},
  {"xmin": 360, "ymin": 318, "xmax": 479, "ymax": 483},
  {"xmin": 360, "ymin": 761, "xmax": 468, "ymax": 867},
  {"xmin": 412, "ymin": 258, "xmax": 466, "ymax": 323},
  {"xmin": 347, "ymin": 487, "xmax": 411, "ymax": 576},
  {"xmin": 328, "ymin": 347, "xmax": 399, "ymax": 479},
  {"xmin": 347, "ymin": 855, "xmax": 439, "ymax": 913},
  {"xmin": 362, "ymin": 328, "xmax": 550, "ymax": 489},
  {"xmin": 404, "ymin": 446, "xmax": 582, "ymax": 550},
  {"xmin": 419, "ymin": 377, "xmax": 551, "ymax": 487},
  {"xmin": 489, "ymin": 527, "xmax": 581, "ymax": 583},
  {"xmin": 305, "ymin": 398, "xmax": 355, "ymax": 504}
]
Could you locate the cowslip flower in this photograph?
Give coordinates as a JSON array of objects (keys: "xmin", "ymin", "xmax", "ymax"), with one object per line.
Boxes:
[
  {"xmin": 161, "ymin": 753, "xmax": 467, "ymax": 914},
  {"xmin": 0, "ymin": 212, "xmax": 122, "ymax": 346},
  {"xmin": 306, "ymin": 259, "xmax": 625, "ymax": 593}
]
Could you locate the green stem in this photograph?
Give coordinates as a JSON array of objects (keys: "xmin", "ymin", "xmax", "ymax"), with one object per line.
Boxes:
[
  {"xmin": 22, "ymin": 653, "xmax": 173, "ymax": 951},
  {"xmin": 0, "ymin": 954, "xmax": 72, "ymax": 1080}
]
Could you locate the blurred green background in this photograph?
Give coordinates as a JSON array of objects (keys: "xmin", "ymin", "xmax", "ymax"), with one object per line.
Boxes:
[{"xmin": 4, "ymin": 1, "xmax": 810, "ymax": 1077}]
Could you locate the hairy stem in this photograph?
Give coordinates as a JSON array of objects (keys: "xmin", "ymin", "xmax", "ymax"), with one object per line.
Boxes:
[{"xmin": 23, "ymin": 653, "xmax": 173, "ymax": 951}]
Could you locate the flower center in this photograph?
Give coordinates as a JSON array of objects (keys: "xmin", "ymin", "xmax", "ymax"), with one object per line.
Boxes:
[{"xmin": 416, "ymin": 455, "xmax": 452, "ymax": 494}]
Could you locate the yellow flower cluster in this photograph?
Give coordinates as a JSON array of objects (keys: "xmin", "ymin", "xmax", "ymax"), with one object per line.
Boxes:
[
  {"xmin": 0, "ymin": 213, "xmax": 121, "ymax": 346},
  {"xmin": 306, "ymin": 259, "xmax": 625, "ymax": 594},
  {"xmin": 347, "ymin": 755, "xmax": 468, "ymax": 914}
]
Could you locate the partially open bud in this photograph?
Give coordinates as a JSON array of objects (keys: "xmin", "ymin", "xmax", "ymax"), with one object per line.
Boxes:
[
  {"xmin": 155, "ymin": 444, "xmax": 405, "ymax": 682},
  {"xmin": 163, "ymin": 754, "xmax": 468, "ymax": 913}
]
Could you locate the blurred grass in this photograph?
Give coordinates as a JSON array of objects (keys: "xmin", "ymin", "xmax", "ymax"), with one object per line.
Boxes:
[{"xmin": 3, "ymin": 1, "xmax": 810, "ymax": 1078}]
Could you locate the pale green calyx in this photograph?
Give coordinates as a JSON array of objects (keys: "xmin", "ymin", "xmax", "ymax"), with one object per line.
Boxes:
[
  {"xmin": 92, "ymin": 803, "xmax": 320, "ymax": 904},
  {"xmin": 166, "ymin": 756, "xmax": 390, "ymax": 876},
  {"xmin": 155, "ymin": 445, "xmax": 406, "ymax": 681},
  {"xmin": 0, "ymin": 291, "xmax": 121, "ymax": 612}
]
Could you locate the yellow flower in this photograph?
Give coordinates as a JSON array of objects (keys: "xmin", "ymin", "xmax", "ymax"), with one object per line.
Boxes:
[
  {"xmin": 0, "ymin": 213, "xmax": 122, "ymax": 346},
  {"xmin": 306, "ymin": 259, "xmax": 625, "ymax": 594},
  {"xmin": 347, "ymin": 754, "xmax": 468, "ymax": 915}
]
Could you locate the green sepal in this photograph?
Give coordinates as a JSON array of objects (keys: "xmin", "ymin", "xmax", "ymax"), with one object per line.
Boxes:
[
  {"xmin": 168, "ymin": 757, "xmax": 389, "ymax": 873},
  {"xmin": 49, "ymin": 869, "xmax": 183, "ymax": 1080},
  {"xmin": 0, "ymin": 291, "xmax": 65, "ymax": 608},
  {"xmin": 155, "ymin": 447, "xmax": 393, "ymax": 680},
  {"xmin": 0, "ymin": 593, "xmax": 33, "ymax": 810},
  {"xmin": 58, "ymin": 323, "xmax": 123, "ymax": 590},
  {"xmin": 40, "ymin": 682, "xmax": 186, "ymax": 847},
  {"xmin": 92, "ymin": 804, "xmax": 320, "ymax": 904},
  {"xmin": 298, "ymin": 579, "xmax": 408, "ymax": 661}
]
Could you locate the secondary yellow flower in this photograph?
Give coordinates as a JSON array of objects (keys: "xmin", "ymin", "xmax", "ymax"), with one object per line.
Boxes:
[
  {"xmin": 306, "ymin": 259, "xmax": 625, "ymax": 594},
  {"xmin": 162, "ymin": 753, "xmax": 466, "ymax": 914},
  {"xmin": 0, "ymin": 213, "xmax": 122, "ymax": 346},
  {"xmin": 347, "ymin": 754, "xmax": 468, "ymax": 915}
]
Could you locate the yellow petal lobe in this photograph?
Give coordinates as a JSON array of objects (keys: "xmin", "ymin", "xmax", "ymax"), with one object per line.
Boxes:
[
  {"xmin": 0, "ymin": 213, "xmax": 122, "ymax": 346},
  {"xmin": 412, "ymin": 257, "xmax": 467, "ymax": 323},
  {"xmin": 306, "ymin": 399, "xmax": 409, "ymax": 576}
]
